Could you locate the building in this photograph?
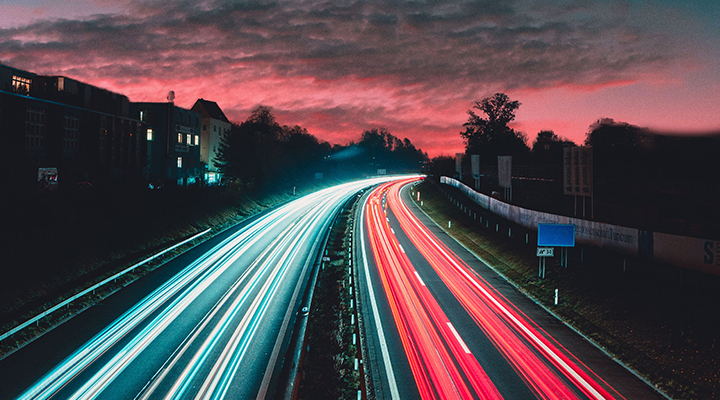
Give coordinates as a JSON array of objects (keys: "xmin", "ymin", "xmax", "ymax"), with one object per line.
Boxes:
[
  {"xmin": 0, "ymin": 64, "xmax": 147, "ymax": 192},
  {"xmin": 192, "ymin": 99, "xmax": 231, "ymax": 184},
  {"xmin": 131, "ymin": 102, "xmax": 202, "ymax": 186}
]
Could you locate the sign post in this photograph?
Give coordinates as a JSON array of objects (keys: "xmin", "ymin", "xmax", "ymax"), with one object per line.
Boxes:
[
  {"xmin": 537, "ymin": 247, "xmax": 554, "ymax": 278},
  {"xmin": 455, "ymin": 153, "xmax": 463, "ymax": 181},
  {"xmin": 537, "ymin": 224, "xmax": 576, "ymax": 277},
  {"xmin": 471, "ymin": 154, "xmax": 480, "ymax": 189},
  {"xmin": 564, "ymin": 147, "xmax": 593, "ymax": 219},
  {"xmin": 498, "ymin": 156, "xmax": 512, "ymax": 202}
]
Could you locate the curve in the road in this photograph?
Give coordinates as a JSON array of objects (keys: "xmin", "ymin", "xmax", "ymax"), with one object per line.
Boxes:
[
  {"xmin": 14, "ymin": 177, "xmax": 404, "ymax": 400},
  {"xmin": 362, "ymin": 178, "xmax": 627, "ymax": 400}
]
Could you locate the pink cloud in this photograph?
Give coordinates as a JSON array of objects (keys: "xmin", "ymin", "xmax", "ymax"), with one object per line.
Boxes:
[{"xmin": 0, "ymin": 0, "xmax": 717, "ymax": 158}]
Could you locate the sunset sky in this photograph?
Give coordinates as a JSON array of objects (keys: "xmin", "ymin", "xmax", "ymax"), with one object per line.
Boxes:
[{"xmin": 1, "ymin": 0, "xmax": 718, "ymax": 157}]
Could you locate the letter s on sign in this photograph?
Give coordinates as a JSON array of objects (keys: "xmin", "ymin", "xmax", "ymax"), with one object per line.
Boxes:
[{"xmin": 704, "ymin": 241, "xmax": 714, "ymax": 264}]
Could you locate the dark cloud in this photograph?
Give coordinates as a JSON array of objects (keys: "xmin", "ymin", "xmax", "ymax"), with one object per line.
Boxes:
[
  {"xmin": 0, "ymin": 0, "xmax": 690, "ymax": 88},
  {"xmin": 0, "ymin": 0, "xmax": 707, "ymax": 155}
]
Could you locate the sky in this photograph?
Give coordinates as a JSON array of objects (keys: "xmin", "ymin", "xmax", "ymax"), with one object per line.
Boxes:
[{"xmin": 0, "ymin": 0, "xmax": 718, "ymax": 157}]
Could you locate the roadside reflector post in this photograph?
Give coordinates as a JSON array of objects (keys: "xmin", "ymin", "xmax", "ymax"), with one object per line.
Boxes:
[
  {"xmin": 555, "ymin": 289, "xmax": 559, "ymax": 305},
  {"xmin": 448, "ymin": 221, "xmax": 452, "ymax": 228}
]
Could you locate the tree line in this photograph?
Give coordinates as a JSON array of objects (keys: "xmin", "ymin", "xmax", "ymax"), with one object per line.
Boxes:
[
  {"xmin": 427, "ymin": 92, "xmax": 720, "ymax": 184},
  {"xmin": 214, "ymin": 106, "xmax": 428, "ymax": 190}
]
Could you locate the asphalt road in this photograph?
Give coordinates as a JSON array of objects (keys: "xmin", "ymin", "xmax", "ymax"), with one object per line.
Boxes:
[
  {"xmin": 355, "ymin": 178, "xmax": 666, "ymax": 399},
  {"xmin": 0, "ymin": 178, "xmax": 397, "ymax": 400}
]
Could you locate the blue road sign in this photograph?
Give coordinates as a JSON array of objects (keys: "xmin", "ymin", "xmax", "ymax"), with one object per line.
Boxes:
[{"xmin": 538, "ymin": 224, "xmax": 575, "ymax": 247}]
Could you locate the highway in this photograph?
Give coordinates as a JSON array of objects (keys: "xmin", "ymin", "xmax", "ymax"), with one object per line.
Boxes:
[
  {"xmin": 0, "ymin": 177, "xmax": 396, "ymax": 400},
  {"xmin": 356, "ymin": 178, "xmax": 664, "ymax": 399}
]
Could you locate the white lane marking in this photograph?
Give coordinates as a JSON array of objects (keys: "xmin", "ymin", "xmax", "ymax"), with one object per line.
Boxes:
[
  {"xmin": 446, "ymin": 322, "xmax": 471, "ymax": 354},
  {"xmin": 398, "ymin": 184, "xmax": 608, "ymax": 400},
  {"xmin": 413, "ymin": 271, "xmax": 425, "ymax": 287},
  {"xmin": 398, "ymin": 244, "xmax": 405, "ymax": 254},
  {"xmin": 361, "ymin": 204, "xmax": 401, "ymax": 400}
]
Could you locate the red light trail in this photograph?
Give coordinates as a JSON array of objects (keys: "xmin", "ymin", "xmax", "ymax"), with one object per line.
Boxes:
[
  {"xmin": 365, "ymin": 179, "xmax": 502, "ymax": 400},
  {"xmin": 365, "ymin": 178, "xmax": 625, "ymax": 399}
]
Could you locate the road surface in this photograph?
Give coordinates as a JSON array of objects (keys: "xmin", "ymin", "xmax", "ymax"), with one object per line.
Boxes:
[
  {"xmin": 0, "ymin": 178, "xmax": 397, "ymax": 400},
  {"xmin": 355, "ymin": 178, "xmax": 665, "ymax": 399}
]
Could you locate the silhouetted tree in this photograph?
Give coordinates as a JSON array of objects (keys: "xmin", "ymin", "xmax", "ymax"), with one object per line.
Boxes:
[
  {"xmin": 357, "ymin": 128, "xmax": 427, "ymax": 173},
  {"xmin": 279, "ymin": 125, "xmax": 332, "ymax": 182},
  {"xmin": 532, "ymin": 130, "xmax": 576, "ymax": 165},
  {"xmin": 215, "ymin": 105, "xmax": 283, "ymax": 187},
  {"xmin": 584, "ymin": 118, "xmax": 643, "ymax": 157},
  {"xmin": 426, "ymin": 155, "xmax": 455, "ymax": 177},
  {"xmin": 460, "ymin": 93, "xmax": 529, "ymax": 163}
]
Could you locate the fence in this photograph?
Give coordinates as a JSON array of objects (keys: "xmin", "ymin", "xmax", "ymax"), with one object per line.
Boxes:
[
  {"xmin": 0, "ymin": 228, "xmax": 211, "ymax": 343},
  {"xmin": 441, "ymin": 176, "xmax": 720, "ymax": 276}
]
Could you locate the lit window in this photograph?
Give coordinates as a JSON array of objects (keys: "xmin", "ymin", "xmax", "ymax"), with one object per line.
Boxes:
[
  {"xmin": 187, "ymin": 134, "xmax": 191, "ymax": 145},
  {"xmin": 12, "ymin": 75, "xmax": 31, "ymax": 95},
  {"xmin": 146, "ymin": 128, "xmax": 153, "ymax": 141},
  {"xmin": 140, "ymin": 111, "xmax": 144, "ymax": 121},
  {"xmin": 177, "ymin": 157, "xmax": 182, "ymax": 168},
  {"xmin": 194, "ymin": 135, "xmax": 199, "ymax": 146},
  {"xmin": 58, "ymin": 77, "xmax": 64, "ymax": 91},
  {"xmin": 178, "ymin": 133, "xmax": 183, "ymax": 143}
]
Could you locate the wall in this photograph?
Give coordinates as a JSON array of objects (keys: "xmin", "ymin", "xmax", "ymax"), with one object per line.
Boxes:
[{"xmin": 440, "ymin": 176, "xmax": 720, "ymax": 275}]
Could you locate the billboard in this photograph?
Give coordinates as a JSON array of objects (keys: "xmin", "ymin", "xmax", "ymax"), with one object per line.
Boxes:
[
  {"xmin": 455, "ymin": 153, "xmax": 463, "ymax": 179},
  {"xmin": 498, "ymin": 156, "xmax": 512, "ymax": 188},
  {"xmin": 563, "ymin": 147, "xmax": 593, "ymax": 196},
  {"xmin": 538, "ymin": 223, "xmax": 575, "ymax": 247},
  {"xmin": 471, "ymin": 155, "xmax": 480, "ymax": 180}
]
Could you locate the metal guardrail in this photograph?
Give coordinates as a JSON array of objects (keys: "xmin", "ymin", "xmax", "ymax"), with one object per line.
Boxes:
[{"xmin": 0, "ymin": 228, "xmax": 212, "ymax": 343}]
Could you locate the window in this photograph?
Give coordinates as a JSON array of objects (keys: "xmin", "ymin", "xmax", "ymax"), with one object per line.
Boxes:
[
  {"xmin": 187, "ymin": 134, "xmax": 191, "ymax": 146},
  {"xmin": 213, "ymin": 125, "xmax": 217, "ymax": 132},
  {"xmin": 178, "ymin": 133, "xmax": 183, "ymax": 143},
  {"xmin": 140, "ymin": 111, "xmax": 145, "ymax": 121},
  {"xmin": 25, "ymin": 108, "xmax": 45, "ymax": 148},
  {"xmin": 203, "ymin": 124, "xmax": 207, "ymax": 131},
  {"xmin": 63, "ymin": 114, "xmax": 79, "ymax": 150},
  {"xmin": 177, "ymin": 157, "xmax": 183, "ymax": 168},
  {"xmin": 194, "ymin": 135, "xmax": 199, "ymax": 146},
  {"xmin": 12, "ymin": 75, "xmax": 31, "ymax": 95},
  {"xmin": 146, "ymin": 128, "xmax": 153, "ymax": 141},
  {"xmin": 57, "ymin": 77, "xmax": 64, "ymax": 91},
  {"xmin": 99, "ymin": 117, "xmax": 107, "ymax": 158}
]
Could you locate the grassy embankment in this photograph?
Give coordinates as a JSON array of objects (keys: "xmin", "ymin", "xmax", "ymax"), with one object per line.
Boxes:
[
  {"xmin": 297, "ymin": 195, "xmax": 363, "ymax": 400},
  {"xmin": 414, "ymin": 178, "xmax": 719, "ymax": 400},
  {"xmin": 0, "ymin": 180, "xmax": 332, "ymax": 359}
]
